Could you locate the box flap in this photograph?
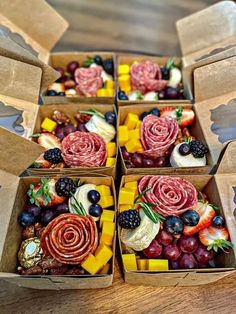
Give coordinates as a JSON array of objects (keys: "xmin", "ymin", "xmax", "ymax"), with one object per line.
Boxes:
[
  {"xmin": 176, "ymin": 1, "xmax": 236, "ymax": 57},
  {"xmin": 0, "ymin": 127, "xmax": 44, "ymax": 176},
  {"xmin": 217, "ymin": 141, "xmax": 236, "ymax": 174},
  {"xmin": 0, "ymin": 0, "xmax": 68, "ymax": 61}
]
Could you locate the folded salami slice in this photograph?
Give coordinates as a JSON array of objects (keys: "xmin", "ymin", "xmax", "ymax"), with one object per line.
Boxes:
[
  {"xmin": 41, "ymin": 213, "xmax": 98, "ymax": 264},
  {"xmin": 74, "ymin": 66, "xmax": 103, "ymax": 96},
  {"xmin": 61, "ymin": 131, "xmax": 107, "ymax": 167},
  {"xmin": 131, "ymin": 61, "xmax": 167, "ymax": 94},
  {"xmin": 141, "ymin": 115, "xmax": 179, "ymax": 158},
  {"xmin": 138, "ymin": 175, "xmax": 197, "ymax": 217}
]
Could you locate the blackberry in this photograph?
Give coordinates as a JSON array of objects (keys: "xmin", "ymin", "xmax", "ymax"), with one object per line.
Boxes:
[
  {"xmin": 190, "ymin": 140, "xmax": 208, "ymax": 158},
  {"xmin": 44, "ymin": 148, "xmax": 64, "ymax": 164},
  {"xmin": 55, "ymin": 177, "xmax": 77, "ymax": 197},
  {"xmin": 118, "ymin": 209, "xmax": 141, "ymax": 229}
]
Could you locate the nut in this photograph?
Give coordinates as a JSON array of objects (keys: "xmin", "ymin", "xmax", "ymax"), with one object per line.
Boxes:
[
  {"xmin": 52, "ymin": 110, "xmax": 70, "ymax": 125},
  {"xmin": 22, "ymin": 225, "xmax": 35, "ymax": 240}
]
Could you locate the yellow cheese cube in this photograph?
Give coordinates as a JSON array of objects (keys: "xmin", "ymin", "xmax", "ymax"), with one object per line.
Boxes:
[
  {"xmin": 95, "ymin": 243, "xmax": 113, "ymax": 265},
  {"xmin": 124, "ymin": 113, "xmax": 139, "ymax": 130},
  {"xmin": 96, "ymin": 88, "xmax": 107, "ymax": 97},
  {"xmin": 128, "ymin": 128, "xmax": 140, "ymax": 140},
  {"xmin": 125, "ymin": 139, "xmax": 143, "ymax": 153},
  {"xmin": 122, "ymin": 254, "xmax": 137, "ymax": 271},
  {"xmin": 123, "ymin": 86, "xmax": 131, "ymax": 96},
  {"xmin": 107, "ymin": 142, "xmax": 116, "ymax": 157},
  {"xmin": 96, "ymin": 185, "xmax": 111, "ymax": 196},
  {"xmin": 119, "ymin": 204, "xmax": 133, "ymax": 212},
  {"xmin": 106, "ymin": 157, "xmax": 116, "ymax": 167},
  {"xmin": 119, "ymin": 188, "xmax": 135, "ymax": 205},
  {"xmin": 105, "ymin": 80, "xmax": 115, "ymax": 89},
  {"xmin": 99, "ymin": 195, "xmax": 114, "ymax": 208},
  {"xmin": 41, "ymin": 117, "xmax": 57, "ymax": 133},
  {"xmin": 124, "ymin": 181, "xmax": 138, "ymax": 192},
  {"xmin": 101, "ymin": 221, "xmax": 115, "ymax": 246},
  {"xmin": 99, "ymin": 209, "xmax": 115, "ymax": 228},
  {"xmin": 118, "ymin": 125, "xmax": 129, "ymax": 146},
  {"xmin": 137, "ymin": 147, "xmax": 144, "ymax": 153},
  {"xmin": 118, "ymin": 74, "xmax": 131, "ymax": 90},
  {"xmin": 99, "ymin": 263, "xmax": 110, "ymax": 274},
  {"xmin": 132, "ymin": 61, "xmax": 139, "ymax": 65},
  {"xmin": 137, "ymin": 259, "xmax": 148, "ymax": 270},
  {"xmin": 118, "ymin": 64, "xmax": 130, "ymax": 76},
  {"xmin": 81, "ymin": 254, "xmax": 104, "ymax": 275},
  {"xmin": 136, "ymin": 120, "xmax": 142, "ymax": 129},
  {"xmin": 106, "ymin": 89, "xmax": 114, "ymax": 97},
  {"xmin": 147, "ymin": 259, "xmax": 169, "ymax": 271}
]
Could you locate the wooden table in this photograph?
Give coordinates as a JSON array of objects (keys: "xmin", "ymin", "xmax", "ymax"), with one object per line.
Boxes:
[{"xmin": 2, "ymin": 0, "xmax": 236, "ymax": 313}]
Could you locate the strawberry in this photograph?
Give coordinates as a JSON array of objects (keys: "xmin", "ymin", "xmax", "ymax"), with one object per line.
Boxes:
[
  {"xmin": 199, "ymin": 226, "xmax": 233, "ymax": 252},
  {"xmin": 183, "ymin": 201, "xmax": 216, "ymax": 236},
  {"xmin": 32, "ymin": 153, "xmax": 52, "ymax": 169},
  {"xmin": 160, "ymin": 107, "xmax": 195, "ymax": 127},
  {"xmin": 47, "ymin": 82, "xmax": 65, "ymax": 93},
  {"xmin": 27, "ymin": 178, "xmax": 65, "ymax": 208},
  {"xmin": 36, "ymin": 133, "xmax": 61, "ymax": 150}
]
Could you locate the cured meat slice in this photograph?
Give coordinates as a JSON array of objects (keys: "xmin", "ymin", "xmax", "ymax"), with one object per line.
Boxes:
[
  {"xmin": 41, "ymin": 213, "xmax": 98, "ymax": 264},
  {"xmin": 61, "ymin": 131, "xmax": 107, "ymax": 167},
  {"xmin": 74, "ymin": 66, "xmax": 103, "ymax": 96},
  {"xmin": 141, "ymin": 115, "xmax": 179, "ymax": 158},
  {"xmin": 130, "ymin": 61, "xmax": 167, "ymax": 94},
  {"xmin": 138, "ymin": 175, "xmax": 197, "ymax": 217}
]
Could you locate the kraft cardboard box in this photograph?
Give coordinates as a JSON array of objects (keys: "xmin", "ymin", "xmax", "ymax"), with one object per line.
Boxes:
[
  {"xmin": 118, "ymin": 157, "xmax": 236, "ymax": 286},
  {"xmin": 118, "ymin": 104, "xmax": 213, "ymax": 175},
  {"xmin": 0, "ymin": 136, "xmax": 117, "ymax": 289}
]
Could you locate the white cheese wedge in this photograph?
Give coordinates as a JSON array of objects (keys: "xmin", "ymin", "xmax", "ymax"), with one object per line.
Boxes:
[{"xmin": 85, "ymin": 115, "xmax": 116, "ymax": 143}]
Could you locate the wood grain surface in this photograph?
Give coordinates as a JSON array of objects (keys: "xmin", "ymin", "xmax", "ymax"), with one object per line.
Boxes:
[{"xmin": 2, "ymin": 1, "xmax": 236, "ymax": 314}]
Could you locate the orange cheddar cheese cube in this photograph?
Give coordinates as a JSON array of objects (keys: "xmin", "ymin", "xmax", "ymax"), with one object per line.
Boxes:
[
  {"xmin": 147, "ymin": 259, "xmax": 169, "ymax": 271},
  {"xmin": 107, "ymin": 142, "xmax": 116, "ymax": 157},
  {"xmin": 106, "ymin": 157, "xmax": 116, "ymax": 167},
  {"xmin": 124, "ymin": 181, "xmax": 138, "ymax": 192},
  {"xmin": 125, "ymin": 139, "xmax": 143, "ymax": 153},
  {"xmin": 119, "ymin": 188, "xmax": 135, "ymax": 205},
  {"xmin": 124, "ymin": 113, "xmax": 139, "ymax": 130},
  {"xmin": 101, "ymin": 221, "xmax": 115, "ymax": 246},
  {"xmin": 96, "ymin": 88, "xmax": 107, "ymax": 97},
  {"xmin": 99, "ymin": 195, "xmax": 114, "ymax": 208},
  {"xmin": 41, "ymin": 117, "xmax": 57, "ymax": 133},
  {"xmin": 137, "ymin": 259, "xmax": 148, "ymax": 271},
  {"xmin": 122, "ymin": 254, "xmax": 137, "ymax": 271},
  {"xmin": 96, "ymin": 185, "xmax": 111, "ymax": 196},
  {"xmin": 118, "ymin": 125, "xmax": 129, "ymax": 146},
  {"xmin": 95, "ymin": 243, "xmax": 113, "ymax": 266},
  {"xmin": 128, "ymin": 128, "xmax": 140, "ymax": 140},
  {"xmin": 99, "ymin": 209, "xmax": 115, "ymax": 228},
  {"xmin": 81, "ymin": 254, "xmax": 104, "ymax": 275},
  {"xmin": 106, "ymin": 89, "xmax": 114, "ymax": 97},
  {"xmin": 99, "ymin": 263, "xmax": 110, "ymax": 274}
]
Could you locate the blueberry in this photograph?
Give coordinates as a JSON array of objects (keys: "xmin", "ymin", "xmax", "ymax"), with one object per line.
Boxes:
[
  {"xmin": 181, "ymin": 210, "xmax": 200, "ymax": 226},
  {"xmin": 150, "ymin": 108, "xmax": 160, "ymax": 117},
  {"xmin": 47, "ymin": 90, "xmax": 57, "ymax": 96},
  {"xmin": 94, "ymin": 55, "xmax": 103, "ymax": 66},
  {"xmin": 89, "ymin": 204, "xmax": 103, "ymax": 217},
  {"xmin": 212, "ymin": 216, "xmax": 225, "ymax": 228},
  {"xmin": 103, "ymin": 59, "xmax": 114, "ymax": 75},
  {"xmin": 58, "ymin": 92, "xmax": 66, "ymax": 96},
  {"xmin": 158, "ymin": 90, "xmax": 165, "ymax": 99},
  {"xmin": 118, "ymin": 91, "xmax": 128, "ymax": 100},
  {"xmin": 164, "ymin": 216, "xmax": 184, "ymax": 235},
  {"xmin": 161, "ymin": 67, "xmax": 169, "ymax": 80},
  {"xmin": 105, "ymin": 112, "xmax": 116, "ymax": 126},
  {"xmin": 140, "ymin": 112, "xmax": 149, "ymax": 120},
  {"xmin": 88, "ymin": 190, "xmax": 101, "ymax": 204},
  {"xmin": 18, "ymin": 211, "xmax": 35, "ymax": 227},
  {"xmin": 178, "ymin": 143, "xmax": 191, "ymax": 156}
]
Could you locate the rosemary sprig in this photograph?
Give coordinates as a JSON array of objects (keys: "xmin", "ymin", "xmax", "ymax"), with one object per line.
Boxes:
[
  {"xmin": 69, "ymin": 192, "xmax": 87, "ymax": 216},
  {"xmin": 79, "ymin": 108, "xmax": 105, "ymax": 118},
  {"xmin": 166, "ymin": 58, "xmax": 177, "ymax": 70}
]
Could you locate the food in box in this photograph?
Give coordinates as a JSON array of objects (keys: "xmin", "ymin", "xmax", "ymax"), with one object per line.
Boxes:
[
  {"xmin": 117, "ymin": 58, "xmax": 185, "ymax": 101},
  {"xmin": 46, "ymin": 54, "xmax": 115, "ymax": 98},
  {"xmin": 119, "ymin": 106, "xmax": 208, "ymax": 169},
  {"xmin": 118, "ymin": 175, "xmax": 233, "ymax": 272},
  {"xmin": 31, "ymin": 107, "xmax": 116, "ymax": 169},
  {"xmin": 16, "ymin": 176, "xmax": 115, "ymax": 276}
]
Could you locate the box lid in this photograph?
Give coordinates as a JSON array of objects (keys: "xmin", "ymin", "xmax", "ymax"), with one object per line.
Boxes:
[
  {"xmin": 193, "ymin": 56, "xmax": 236, "ymax": 164},
  {"xmin": 0, "ymin": 0, "xmax": 69, "ymax": 63},
  {"xmin": 176, "ymin": 1, "xmax": 236, "ymax": 59}
]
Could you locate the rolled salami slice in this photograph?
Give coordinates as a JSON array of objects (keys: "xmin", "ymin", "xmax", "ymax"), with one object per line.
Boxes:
[
  {"xmin": 138, "ymin": 175, "xmax": 197, "ymax": 217},
  {"xmin": 141, "ymin": 115, "xmax": 179, "ymax": 158},
  {"xmin": 74, "ymin": 66, "xmax": 103, "ymax": 96},
  {"xmin": 61, "ymin": 131, "xmax": 107, "ymax": 167},
  {"xmin": 130, "ymin": 61, "xmax": 167, "ymax": 94},
  {"xmin": 41, "ymin": 213, "xmax": 98, "ymax": 264}
]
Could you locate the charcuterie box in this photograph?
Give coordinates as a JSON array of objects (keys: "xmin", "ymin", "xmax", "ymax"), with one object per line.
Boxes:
[
  {"xmin": 117, "ymin": 1, "xmax": 236, "ymax": 106},
  {"xmin": 0, "ymin": 142, "xmax": 117, "ymax": 289},
  {"xmin": 117, "ymin": 143, "xmax": 236, "ymax": 286},
  {"xmin": 0, "ymin": 0, "xmax": 117, "ymax": 104},
  {"xmin": 118, "ymin": 104, "xmax": 213, "ymax": 175}
]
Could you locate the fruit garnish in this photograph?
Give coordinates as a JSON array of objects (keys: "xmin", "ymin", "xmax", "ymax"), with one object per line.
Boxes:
[
  {"xmin": 160, "ymin": 107, "xmax": 195, "ymax": 127},
  {"xmin": 32, "ymin": 133, "xmax": 61, "ymax": 150},
  {"xmin": 44, "ymin": 148, "xmax": 64, "ymax": 164},
  {"xmin": 87, "ymin": 190, "xmax": 101, "ymax": 204},
  {"xmin": 178, "ymin": 143, "xmax": 191, "ymax": 156},
  {"xmin": 118, "ymin": 209, "xmax": 141, "ymax": 229},
  {"xmin": 143, "ymin": 239, "xmax": 162, "ymax": 258},
  {"xmin": 89, "ymin": 204, "xmax": 103, "ymax": 218},
  {"xmin": 67, "ymin": 61, "xmax": 79, "ymax": 74},
  {"xmin": 18, "ymin": 211, "xmax": 36, "ymax": 227},
  {"xmin": 156, "ymin": 229, "xmax": 173, "ymax": 246},
  {"xmin": 194, "ymin": 245, "xmax": 214, "ymax": 264},
  {"xmin": 199, "ymin": 226, "xmax": 233, "ymax": 252},
  {"xmin": 212, "ymin": 216, "xmax": 225, "ymax": 228},
  {"xmin": 94, "ymin": 55, "xmax": 103, "ymax": 66},
  {"xmin": 181, "ymin": 210, "xmax": 200, "ymax": 226},
  {"xmin": 55, "ymin": 177, "xmax": 77, "ymax": 197},
  {"xmin": 163, "ymin": 244, "xmax": 181, "ymax": 261},
  {"xmin": 164, "ymin": 216, "xmax": 184, "ymax": 235},
  {"xmin": 179, "ymin": 253, "xmax": 198, "ymax": 269},
  {"xmin": 32, "ymin": 153, "xmax": 52, "ymax": 169},
  {"xmin": 102, "ymin": 59, "xmax": 114, "ymax": 75},
  {"xmin": 189, "ymin": 140, "xmax": 208, "ymax": 158},
  {"xmin": 104, "ymin": 112, "xmax": 116, "ymax": 126},
  {"xmin": 179, "ymin": 235, "xmax": 199, "ymax": 253},
  {"xmin": 183, "ymin": 201, "xmax": 216, "ymax": 236}
]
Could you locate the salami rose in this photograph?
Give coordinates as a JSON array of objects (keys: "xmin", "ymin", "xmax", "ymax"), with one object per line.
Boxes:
[
  {"xmin": 130, "ymin": 61, "xmax": 167, "ymax": 94},
  {"xmin": 138, "ymin": 175, "xmax": 198, "ymax": 217},
  {"xmin": 61, "ymin": 131, "xmax": 107, "ymax": 167},
  {"xmin": 74, "ymin": 66, "xmax": 103, "ymax": 96},
  {"xmin": 41, "ymin": 213, "xmax": 98, "ymax": 264},
  {"xmin": 141, "ymin": 115, "xmax": 179, "ymax": 158}
]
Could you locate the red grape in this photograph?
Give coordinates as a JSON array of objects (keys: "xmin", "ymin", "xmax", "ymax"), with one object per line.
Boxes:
[
  {"xmin": 67, "ymin": 61, "xmax": 79, "ymax": 75},
  {"xmin": 165, "ymin": 87, "xmax": 180, "ymax": 99},
  {"xmin": 163, "ymin": 244, "xmax": 181, "ymax": 261},
  {"xmin": 156, "ymin": 229, "xmax": 173, "ymax": 246},
  {"xmin": 143, "ymin": 240, "xmax": 162, "ymax": 258},
  {"xmin": 64, "ymin": 124, "xmax": 77, "ymax": 136},
  {"xmin": 54, "ymin": 203, "xmax": 69, "ymax": 214},
  {"xmin": 155, "ymin": 157, "xmax": 168, "ymax": 167},
  {"xmin": 25, "ymin": 204, "xmax": 41, "ymax": 219},
  {"xmin": 41, "ymin": 210, "xmax": 55, "ymax": 225},
  {"xmin": 121, "ymin": 147, "xmax": 130, "ymax": 160},
  {"xmin": 194, "ymin": 246, "xmax": 215, "ymax": 264},
  {"xmin": 131, "ymin": 153, "xmax": 143, "ymax": 167},
  {"xmin": 179, "ymin": 235, "xmax": 199, "ymax": 254},
  {"xmin": 143, "ymin": 158, "xmax": 155, "ymax": 168},
  {"xmin": 55, "ymin": 67, "xmax": 64, "ymax": 77},
  {"xmin": 198, "ymin": 262, "xmax": 208, "ymax": 269},
  {"xmin": 170, "ymin": 259, "xmax": 180, "ymax": 270},
  {"xmin": 179, "ymin": 253, "xmax": 198, "ymax": 269},
  {"xmin": 55, "ymin": 125, "xmax": 65, "ymax": 140},
  {"xmin": 77, "ymin": 123, "xmax": 88, "ymax": 132}
]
